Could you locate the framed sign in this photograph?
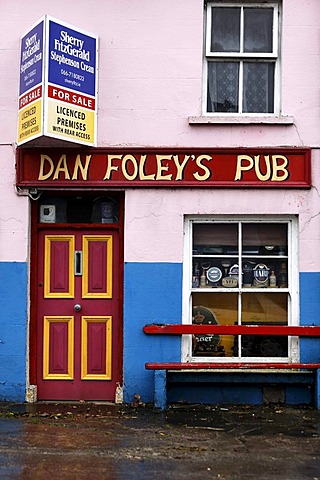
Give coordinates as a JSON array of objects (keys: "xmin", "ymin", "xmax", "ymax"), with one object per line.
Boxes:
[{"xmin": 16, "ymin": 147, "xmax": 311, "ymax": 188}]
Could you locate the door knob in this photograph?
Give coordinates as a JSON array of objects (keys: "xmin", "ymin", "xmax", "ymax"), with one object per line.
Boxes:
[{"xmin": 74, "ymin": 304, "xmax": 82, "ymax": 312}]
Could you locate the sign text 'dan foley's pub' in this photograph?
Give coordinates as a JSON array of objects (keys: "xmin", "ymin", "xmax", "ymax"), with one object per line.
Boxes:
[
  {"xmin": 16, "ymin": 148, "xmax": 311, "ymax": 188},
  {"xmin": 17, "ymin": 16, "xmax": 98, "ymax": 147}
]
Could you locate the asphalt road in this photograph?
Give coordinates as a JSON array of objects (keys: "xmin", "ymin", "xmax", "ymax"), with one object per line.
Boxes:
[{"xmin": 0, "ymin": 402, "xmax": 319, "ymax": 479}]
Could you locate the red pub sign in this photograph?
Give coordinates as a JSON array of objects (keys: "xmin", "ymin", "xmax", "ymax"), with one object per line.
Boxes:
[{"xmin": 16, "ymin": 147, "xmax": 311, "ymax": 188}]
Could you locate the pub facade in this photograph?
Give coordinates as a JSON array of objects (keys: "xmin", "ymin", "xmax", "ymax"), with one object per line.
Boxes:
[{"xmin": 1, "ymin": 0, "xmax": 320, "ymax": 406}]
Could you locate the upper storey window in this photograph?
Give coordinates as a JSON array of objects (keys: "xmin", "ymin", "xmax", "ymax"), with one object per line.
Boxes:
[{"xmin": 205, "ymin": 3, "xmax": 280, "ymax": 115}]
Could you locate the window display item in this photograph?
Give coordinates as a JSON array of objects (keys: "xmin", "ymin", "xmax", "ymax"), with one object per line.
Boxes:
[
  {"xmin": 192, "ymin": 306, "xmax": 225, "ymax": 356},
  {"xmin": 253, "ymin": 263, "xmax": 269, "ymax": 287},
  {"xmin": 243, "ymin": 262, "xmax": 254, "ymax": 286},
  {"xmin": 229, "ymin": 264, "xmax": 239, "ymax": 286},
  {"xmin": 207, "ymin": 266, "xmax": 222, "ymax": 286},
  {"xmin": 200, "ymin": 262, "xmax": 211, "ymax": 287},
  {"xmin": 269, "ymin": 270, "xmax": 277, "ymax": 287},
  {"xmin": 221, "ymin": 260, "xmax": 232, "ymax": 276},
  {"xmin": 278, "ymin": 262, "xmax": 288, "ymax": 288},
  {"xmin": 222, "ymin": 276, "xmax": 238, "ymax": 288}
]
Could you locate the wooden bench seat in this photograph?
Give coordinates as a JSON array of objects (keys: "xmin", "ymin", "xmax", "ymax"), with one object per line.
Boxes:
[{"xmin": 143, "ymin": 324, "xmax": 320, "ymax": 410}]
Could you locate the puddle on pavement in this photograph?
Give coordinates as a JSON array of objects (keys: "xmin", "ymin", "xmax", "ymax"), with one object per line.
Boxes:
[{"xmin": 0, "ymin": 404, "xmax": 320, "ymax": 479}]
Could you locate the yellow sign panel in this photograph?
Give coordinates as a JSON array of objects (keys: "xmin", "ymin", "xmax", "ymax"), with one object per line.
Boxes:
[
  {"xmin": 17, "ymin": 99, "xmax": 42, "ymax": 143},
  {"xmin": 46, "ymin": 98, "xmax": 95, "ymax": 145}
]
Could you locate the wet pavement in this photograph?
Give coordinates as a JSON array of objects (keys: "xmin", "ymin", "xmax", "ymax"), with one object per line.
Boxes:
[{"xmin": 0, "ymin": 401, "xmax": 320, "ymax": 479}]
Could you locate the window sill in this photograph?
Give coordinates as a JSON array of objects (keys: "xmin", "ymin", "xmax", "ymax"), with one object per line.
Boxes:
[{"xmin": 188, "ymin": 115, "xmax": 294, "ymax": 125}]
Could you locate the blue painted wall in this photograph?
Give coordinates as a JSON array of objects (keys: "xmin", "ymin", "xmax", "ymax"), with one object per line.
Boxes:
[
  {"xmin": 300, "ymin": 272, "xmax": 320, "ymax": 363},
  {"xmin": 123, "ymin": 267, "xmax": 320, "ymax": 406},
  {"xmin": 123, "ymin": 262, "xmax": 182, "ymax": 403},
  {"xmin": 0, "ymin": 262, "xmax": 28, "ymax": 401},
  {"xmin": 1, "ymin": 262, "xmax": 319, "ymax": 405}
]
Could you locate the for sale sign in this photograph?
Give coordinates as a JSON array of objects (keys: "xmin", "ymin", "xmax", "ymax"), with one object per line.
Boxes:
[
  {"xmin": 17, "ymin": 16, "xmax": 98, "ymax": 146},
  {"xmin": 44, "ymin": 18, "xmax": 98, "ymax": 145},
  {"xmin": 18, "ymin": 19, "xmax": 44, "ymax": 144}
]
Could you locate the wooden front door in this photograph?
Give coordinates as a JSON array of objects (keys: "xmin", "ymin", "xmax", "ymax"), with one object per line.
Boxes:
[{"xmin": 36, "ymin": 228, "xmax": 121, "ymax": 401}]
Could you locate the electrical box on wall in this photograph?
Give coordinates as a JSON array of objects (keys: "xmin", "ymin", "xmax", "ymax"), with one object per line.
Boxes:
[{"xmin": 40, "ymin": 205, "xmax": 56, "ymax": 223}]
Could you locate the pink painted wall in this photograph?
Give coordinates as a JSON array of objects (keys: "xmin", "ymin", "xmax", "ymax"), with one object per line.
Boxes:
[{"xmin": 0, "ymin": 0, "xmax": 320, "ymax": 269}]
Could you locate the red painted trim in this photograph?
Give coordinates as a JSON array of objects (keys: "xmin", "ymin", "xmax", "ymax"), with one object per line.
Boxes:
[
  {"xmin": 145, "ymin": 362, "xmax": 320, "ymax": 370},
  {"xmin": 28, "ymin": 191, "xmax": 125, "ymax": 390},
  {"xmin": 143, "ymin": 324, "xmax": 320, "ymax": 337},
  {"xmin": 29, "ymin": 200, "xmax": 39, "ymax": 384},
  {"xmin": 16, "ymin": 147, "xmax": 311, "ymax": 188},
  {"xmin": 117, "ymin": 194, "xmax": 125, "ymax": 385}
]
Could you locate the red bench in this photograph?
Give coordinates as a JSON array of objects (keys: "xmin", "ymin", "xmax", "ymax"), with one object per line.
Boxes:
[{"xmin": 143, "ymin": 324, "xmax": 320, "ymax": 410}]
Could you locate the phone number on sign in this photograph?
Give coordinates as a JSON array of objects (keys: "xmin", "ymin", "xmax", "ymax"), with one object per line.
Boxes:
[{"xmin": 60, "ymin": 69, "xmax": 85, "ymax": 82}]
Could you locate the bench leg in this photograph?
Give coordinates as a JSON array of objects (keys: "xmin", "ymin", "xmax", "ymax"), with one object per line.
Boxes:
[
  {"xmin": 154, "ymin": 370, "xmax": 167, "ymax": 410},
  {"xmin": 316, "ymin": 369, "xmax": 320, "ymax": 410}
]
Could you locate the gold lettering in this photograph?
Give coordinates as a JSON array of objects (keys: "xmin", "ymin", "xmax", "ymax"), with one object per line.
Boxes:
[
  {"xmin": 53, "ymin": 154, "xmax": 70, "ymax": 180},
  {"xmin": 122, "ymin": 154, "xmax": 138, "ymax": 180},
  {"xmin": 38, "ymin": 155, "xmax": 54, "ymax": 180},
  {"xmin": 72, "ymin": 154, "xmax": 91, "ymax": 180},
  {"xmin": 139, "ymin": 155, "xmax": 155, "ymax": 180},
  {"xmin": 156, "ymin": 155, "xmax": 172, "ymax": 180},
  {"xmin": 271, "ymin": 155, "xmax": 289, "ymax": 181},
  {"xmin": 103, "ymin": 155, "xmax": 121, "ymax": 180},
  {"xmin": 173, "ymin": 155, "xmax": 190, "ymax": 181},
  {"xmin": 193, "ymin": 155, "xmax": 211, "ymax": 181},
  {"xmin": 254, "ymin": 155, "xmax": 271, "ymax": 181},
  {"xmin": 234, "ymin": 155, "xmax": 254, "ymax": 181}
]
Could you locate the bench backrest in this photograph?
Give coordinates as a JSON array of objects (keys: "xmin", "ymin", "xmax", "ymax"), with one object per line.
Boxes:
[{"xmin": 143, "ymin": 324, "xmax": 320, "ymax": 337}]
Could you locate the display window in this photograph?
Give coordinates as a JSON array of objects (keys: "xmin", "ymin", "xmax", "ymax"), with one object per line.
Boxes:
[{"xmin": 182, "ymin": 216, "xmax": 299, "ymax": 362}]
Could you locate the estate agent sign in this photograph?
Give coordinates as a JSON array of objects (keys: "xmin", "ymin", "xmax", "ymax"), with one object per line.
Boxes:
[
  {"xmin": 17, "ymin": 16, "xmax": 98, "ymax": 146},
  {"xmin": 16, "ymin": 148, "xmax": 311, "ymax": 188}
]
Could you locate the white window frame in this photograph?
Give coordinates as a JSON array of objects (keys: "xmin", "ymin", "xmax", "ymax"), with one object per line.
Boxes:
[
  {"xmin": 182, "ymin": 215, "xmax": 299, "ymax": 363},
  {"xmin": 203, "ymin": 1, "xmax": 281, "ymax": 116}
]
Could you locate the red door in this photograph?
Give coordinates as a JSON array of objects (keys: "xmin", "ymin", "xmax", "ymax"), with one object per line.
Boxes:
[{"xmin": 36, "ymin": 228, "xmax": 121, "ymax": 401}]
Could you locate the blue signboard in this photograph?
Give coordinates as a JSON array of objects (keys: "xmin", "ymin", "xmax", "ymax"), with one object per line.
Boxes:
[
  {"xmin": 18, "ymin": 16, "xmax": 98, "ymax": 146},
  {"xmin": 19, "ymin": 20, "xmax": 44, "ymax": 96},
  {"xmin": 48, "ymin": 20, "xmax": 97, "ymax": 97}
]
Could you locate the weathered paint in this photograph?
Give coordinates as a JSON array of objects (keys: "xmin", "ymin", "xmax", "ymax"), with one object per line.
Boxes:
[{"xmin": 1, "ymin": 0, "xmax": 320, "ymax": 404}]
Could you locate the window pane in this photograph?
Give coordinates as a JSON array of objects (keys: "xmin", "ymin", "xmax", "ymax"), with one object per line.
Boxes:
[
  {"xmin": 193, "ymin": 223, "xmax": 238, "ymax": 249},
  {"xmin": 243, "ymin": 62, "xmax": 274, "ymax": 113},
  {"xmin": 242, "ymin": 223, "xmax": 288, "ymax": 289},
  {"xmin": 192, "ymin": 293, "xmax": 238, "ymax": 357},
  {"xmin": 242, "ymin": 223, "xmax": 287, "ymax": 248},
  {"xmin": 211, "ymin": 7, "xmax": 240, "ymax": 52},
  {"xmin": 207, "ymin": 62, "xmax": 239, "ymax": 113},
  {"xmin": 240, "ymin": 293, "xmax": 288, "ymax": 357},
  {"xmin": 244, "ymin": 8, "xmax": 273, "ymax": 53},
  {"xmin": 193, "ymin": 224, "xmax": 239, "ymax": 288}
]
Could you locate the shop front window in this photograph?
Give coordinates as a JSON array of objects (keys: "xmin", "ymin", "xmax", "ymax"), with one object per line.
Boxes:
[{"xmin": 183, "ymin": 217, "xmax": 299, "ymax": 361}]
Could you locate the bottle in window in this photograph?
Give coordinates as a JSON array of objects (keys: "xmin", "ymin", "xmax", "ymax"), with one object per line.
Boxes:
[
  {"xmin": 278, "ymin": 262, "xmax": 287, "ymax": 288},
  {"xmin": 269, "ymin": 270, "xmax": 277, "ymax": 288}
]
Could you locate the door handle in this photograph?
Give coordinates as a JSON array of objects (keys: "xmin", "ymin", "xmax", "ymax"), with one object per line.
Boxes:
[{"xmin": 74, "ymin": 304, "xmax": 82, "ymax": 312}]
